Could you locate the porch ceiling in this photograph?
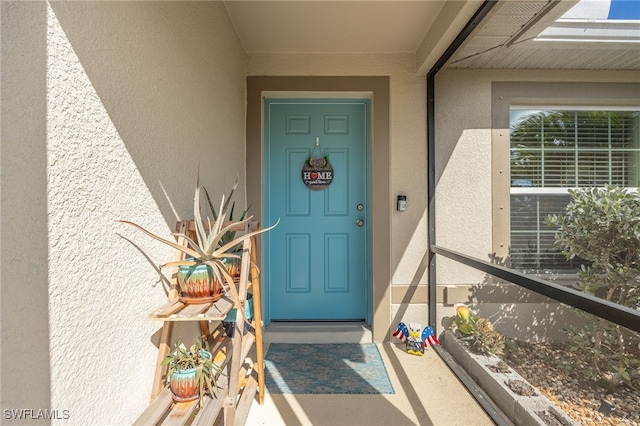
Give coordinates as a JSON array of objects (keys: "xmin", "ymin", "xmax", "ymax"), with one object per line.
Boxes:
[
  {"xmin": 224, "ymin": 1, "xmax": 640, "ymax": 72},
  {"xmin": 223, "ymin": 1, "xmax": 446, "ymax": 54}
]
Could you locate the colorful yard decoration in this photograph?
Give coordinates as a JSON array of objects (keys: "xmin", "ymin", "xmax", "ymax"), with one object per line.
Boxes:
[{"xmin": 393, "ymin": 322, "xmax": 440, "ymax": 356}]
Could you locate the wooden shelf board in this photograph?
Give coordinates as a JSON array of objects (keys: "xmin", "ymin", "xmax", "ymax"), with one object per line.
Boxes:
[
  {"xmin": 161, "ymin": 400, "xmax": 199, "ymax": 426},
  {"xmin": 234, "ymin": 372, "xmax": 259, "ymax": 426},
  {"xmin": 149, "ymin": 296, "xmax": 235, "ymax": 322},
  {"xmin": 150, "ymin": 301, "xmax": 185, "ymax": 319},
  {"xmin": 191, "ymin": 369, "xmax": 230, "ymax": 425},
  {"xmin": 133, "ymin": 388, "xmax": 173, "ymax": 426}
]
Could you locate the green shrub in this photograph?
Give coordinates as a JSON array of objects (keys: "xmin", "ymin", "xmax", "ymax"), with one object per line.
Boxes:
[{"xmin": 547, "ymin": 185, "xmax": 640, "ymax": 388}]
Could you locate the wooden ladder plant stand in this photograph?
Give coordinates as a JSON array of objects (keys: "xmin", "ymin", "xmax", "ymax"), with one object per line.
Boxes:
[{"xmin": 134, "ymin": 220, "xmax": 266, "ymax": 426}]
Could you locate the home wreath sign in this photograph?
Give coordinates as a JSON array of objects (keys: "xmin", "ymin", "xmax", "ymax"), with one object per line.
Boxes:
[{"xmin": 301, "ymin": 137, "xmax": 333, "ymax": 191}]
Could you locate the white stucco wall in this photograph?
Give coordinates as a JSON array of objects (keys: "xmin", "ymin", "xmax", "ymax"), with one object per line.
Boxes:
[
  {"xmin": 2, "ymin": 2, "xmax": 246, "ymax": 424},
  {"xmin": 247, "ymin": 53, "xmax": 430, "ymax": 327}
]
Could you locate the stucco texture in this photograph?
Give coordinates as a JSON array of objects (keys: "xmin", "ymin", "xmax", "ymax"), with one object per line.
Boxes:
[{"xmin": 3, "ymin": 2, "xmax": 246, "ymax": 424}]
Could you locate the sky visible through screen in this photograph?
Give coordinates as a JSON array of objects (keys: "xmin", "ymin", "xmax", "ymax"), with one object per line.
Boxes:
[{"xmin": 607, "ymin": 0, "xmax": 640, "ymax": 19}]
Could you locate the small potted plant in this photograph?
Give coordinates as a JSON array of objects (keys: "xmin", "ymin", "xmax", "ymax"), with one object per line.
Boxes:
[
  {"xmin": 119, "ymin": 177, "xmax": 277, "ymax": 305},
  {"xmin": 161, "ymin": 336, "xmax": 223, "ymax": 404}
]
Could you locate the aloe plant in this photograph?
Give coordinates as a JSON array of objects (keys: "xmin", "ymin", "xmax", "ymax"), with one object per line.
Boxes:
[
  {"xmin": 203, "ymin": 186, "xmax": 250, "ymax": 250},
  {"xmin": 119, "ymin": 177, "xmax": 278, "ymax": 313}
]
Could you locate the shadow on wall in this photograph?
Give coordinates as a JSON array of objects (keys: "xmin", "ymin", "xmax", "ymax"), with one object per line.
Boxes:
[
  {"xmin": 439, "ymin": 251, "xmax": 582, "ymax": 343},
  {"xmin": 389, "ymin": 208, "xmax": 429, "ymax": 337},
  {"xmin": 391, "ymin": 250, "xmax": 428, "ymax": 332},
  {"xmin": 1, "ymin": 1, "xmax": 52, "ymax": 414}
]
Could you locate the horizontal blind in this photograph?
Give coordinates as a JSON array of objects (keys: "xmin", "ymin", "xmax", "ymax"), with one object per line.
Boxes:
[
  {"xmin": 510, "ymin": 110, "xmax": 639, "ymax": 272},
  {"xmin": 510, "ymin": 193, "xmax": 586, "ymax": 271}
]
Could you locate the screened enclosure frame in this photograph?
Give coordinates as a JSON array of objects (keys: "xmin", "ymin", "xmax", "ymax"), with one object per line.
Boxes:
[{"xmin": 426, "ymin": 4, "xmax": 640, "ymax": 422}]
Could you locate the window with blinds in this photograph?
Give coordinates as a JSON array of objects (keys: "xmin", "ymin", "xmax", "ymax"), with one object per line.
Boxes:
[{"xmin": 510, "ymin": 109, "xmax": 640, "ymax": 272}]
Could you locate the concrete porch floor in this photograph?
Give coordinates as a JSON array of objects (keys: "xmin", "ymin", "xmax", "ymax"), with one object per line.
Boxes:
[{"xmin": 244, "ymin": 324, "xmax": 495, "ymax": 426}]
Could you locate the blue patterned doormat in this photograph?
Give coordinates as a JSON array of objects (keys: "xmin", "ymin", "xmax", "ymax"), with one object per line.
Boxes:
[{"xmin": 264, "ymin": 343, "xmax": 395, "ymax": 394}]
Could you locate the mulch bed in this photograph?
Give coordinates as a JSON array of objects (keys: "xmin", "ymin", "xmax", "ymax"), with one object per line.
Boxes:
[{"xmin": 502, "ymin": 341, "xmax": 640, "ymax": 426}]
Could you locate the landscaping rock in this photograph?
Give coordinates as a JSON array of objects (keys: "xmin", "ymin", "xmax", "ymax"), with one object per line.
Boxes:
[{"xmin": 442, "ymin": 330, "xmax": 578, "ymax": 426}]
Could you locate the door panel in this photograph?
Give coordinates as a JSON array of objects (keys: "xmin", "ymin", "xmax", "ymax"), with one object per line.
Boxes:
[{"xmin": 265, "ymin": 99, "xmax": 369, "ymax": 321}]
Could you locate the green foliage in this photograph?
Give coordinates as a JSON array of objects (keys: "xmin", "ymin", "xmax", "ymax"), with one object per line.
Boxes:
[
  {"xmin": 547, "ymin": 186, "xmax": 640, "ymax": 277},
  {"xmin": 547, "ymin": 185, "xmax": 640, "ymax": 308},
  {"xmin": 451, "ymin": 306, "xmax": 505, "ymax": 356},
  {"xmin": 547, "ymin": 185, "xmax": 640, "ymax": 309},
  {"xmin": 561, "ymin": 319, "xmax": 640, "ymax": 389},
  {"xmin": 547, "ymin": 185, "xmax": 640, "ymax": 387},
  {"xmin": 451, "ymin": 305, "xmax": 479, "ymax": 336},
  {"xmin": 161, "ymin": 336, "xmax": 224, "ymax": 405}
]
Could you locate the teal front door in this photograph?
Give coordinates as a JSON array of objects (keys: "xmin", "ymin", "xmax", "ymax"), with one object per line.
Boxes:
[{"xmin": 264, "ymin": 99, "xmax": 369, "ymax": 322}]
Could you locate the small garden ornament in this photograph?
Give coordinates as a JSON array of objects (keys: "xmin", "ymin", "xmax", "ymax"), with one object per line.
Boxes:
[{"xmin": 393, "ymin": 322, "xmax": 440, "ymax": 356}]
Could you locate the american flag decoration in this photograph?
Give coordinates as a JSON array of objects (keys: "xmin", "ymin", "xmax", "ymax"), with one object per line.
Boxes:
[
  {"xmin": 392, "ymin": 322, "xmax": 409, "ymax": 342},
  {"xmin": 421, "ymin": 326, "xmax": 440, "ymax": 347}
]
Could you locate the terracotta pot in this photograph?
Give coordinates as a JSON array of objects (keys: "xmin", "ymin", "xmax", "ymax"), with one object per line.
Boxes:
[
  {"xmin": 223, "ymin": 253, "xmax": 242, "ymax": 278},
  {"xmin": 168, "ymin": 351, "xmax": 212, "ymax": 402},
  {"xmin": 177, "ymin": 263, "xmax": 224, "ymax": 304},
  {"xmin": 169, "ymin": 367, "xmax": 199, "ymax": 402}
]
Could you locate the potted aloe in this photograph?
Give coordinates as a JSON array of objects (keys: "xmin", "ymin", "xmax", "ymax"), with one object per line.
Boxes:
[
  {"xmin": 162, "ymin": 336, "xmax": 223, "ymax": 404},
  {"xmin": 204, "ymin": 188, "xmax": 250, "ymax": 279},
  {"xmin": 119, "ymin": 177, "xmax": 277, "ymax": 305}
]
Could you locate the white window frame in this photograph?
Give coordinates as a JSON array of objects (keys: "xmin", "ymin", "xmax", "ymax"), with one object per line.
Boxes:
[
  {"xmin": 509, "ymin": 106, "xmax": 639, "ymax": 273},
  {"xmin": 491, "ymin": 82, "xmax": 640, "ymax": 278}
]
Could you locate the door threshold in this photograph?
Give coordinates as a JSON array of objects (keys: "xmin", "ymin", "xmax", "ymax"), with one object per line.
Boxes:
[{"xmin": 264, "ymin": 321, "xmax": 373, "ymax": 344}]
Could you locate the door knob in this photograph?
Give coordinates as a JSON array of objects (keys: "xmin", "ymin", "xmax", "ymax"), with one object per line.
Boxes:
[{"xmin": 356, "ymin": 219, "xmax": 364, "ymax": 227}]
